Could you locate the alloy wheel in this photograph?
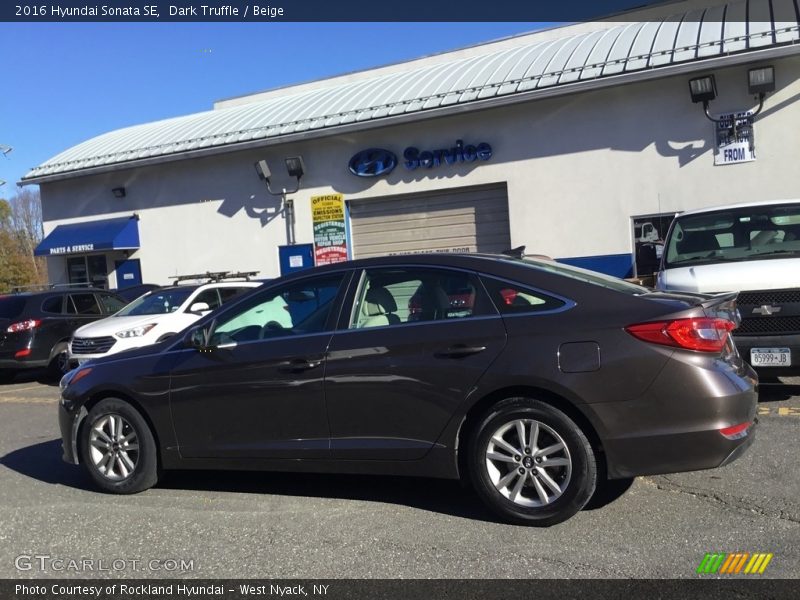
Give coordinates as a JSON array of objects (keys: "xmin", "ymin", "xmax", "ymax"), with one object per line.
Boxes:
[
  {"xmin": 87, "ymin": 414, "xmax": 140, "ymax": 481},
  {"xmin": 485, "ymin": 418, "xmax": 572, "ymax": 507}
]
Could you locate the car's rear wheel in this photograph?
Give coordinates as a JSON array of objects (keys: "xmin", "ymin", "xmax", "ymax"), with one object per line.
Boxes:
[
  {"xmin": 80, "ymin": 398, "xmax": 158, "ymax": 494},
  {"xmin": 468, "ymin": 397, "xmax": 596, "ymax": 526},
  {"xmin": 0, "ymin": 369, "xmax": 16, "ymax": 384}
]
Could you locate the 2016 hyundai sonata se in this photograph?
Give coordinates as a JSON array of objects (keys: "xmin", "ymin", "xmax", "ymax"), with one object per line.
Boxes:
[{"xmin": 58, "ymin": 254, "xmax": 757, "ymax": 526}]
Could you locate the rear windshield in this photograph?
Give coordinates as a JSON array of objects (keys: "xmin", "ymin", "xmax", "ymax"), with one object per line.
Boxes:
[
  {"xmin": 499, "ymin": 257, "xmax": 647, "ymax": 295},
  {"xmin": 0, "ymin": 296, "xmax": 26, "ymax": 318},
  {"xmin": 664, "ymin": 203, "xmax": 800, "ymax": 268}
]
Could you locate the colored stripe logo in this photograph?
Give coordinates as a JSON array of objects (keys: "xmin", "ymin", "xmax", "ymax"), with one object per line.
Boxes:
[{"xmin": 697, "ymin": 553, "xmax": 773, "ymax": 574}]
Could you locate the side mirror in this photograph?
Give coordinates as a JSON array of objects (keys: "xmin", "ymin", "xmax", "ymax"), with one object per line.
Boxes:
[
  {"xmin": 185, "ymin": 325, "xmax": 215, "ymax": 352},
  {"xmin": 189, "ymin": 302, "xmax": 211, "ymax": 314}
]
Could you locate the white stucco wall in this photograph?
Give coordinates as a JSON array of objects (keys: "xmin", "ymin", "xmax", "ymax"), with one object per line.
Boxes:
[{"xmin": 39, "ymin": 54, "xmax": 800, "ymax": 283}]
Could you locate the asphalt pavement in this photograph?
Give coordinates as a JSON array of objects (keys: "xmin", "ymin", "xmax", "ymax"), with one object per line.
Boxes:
[{"xmin": 0, "ymin": 370, "xmax": 797, "ymax": 579}]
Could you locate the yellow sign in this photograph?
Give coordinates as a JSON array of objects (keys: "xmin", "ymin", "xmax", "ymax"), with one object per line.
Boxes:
[
  {"xmin": 311, "ymin": 193, "xmax": 348, "ymax": 266},
  {"xmin": 311, "ymin": 194, "xmax": 345, "ymax": 223}
]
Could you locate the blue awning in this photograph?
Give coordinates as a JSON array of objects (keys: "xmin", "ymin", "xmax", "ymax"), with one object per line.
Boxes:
[{"xmin": 35, "ymin": 216, "xmax": 140, "ymax": 256}]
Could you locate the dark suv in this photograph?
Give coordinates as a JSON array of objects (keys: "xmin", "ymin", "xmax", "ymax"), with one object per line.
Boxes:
[{"xmin": 0, "ymin": 287, "xmax": 127, "ymax": 381}]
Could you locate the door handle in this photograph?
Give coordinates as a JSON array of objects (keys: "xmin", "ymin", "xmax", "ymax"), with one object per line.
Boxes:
[
  {"xmin": 278, "ymin": 358, "xmax": 323, "ymax": 373},
  {"xmin": 434, "ymin": 345, "xmax": 487, "ymax": 359}
]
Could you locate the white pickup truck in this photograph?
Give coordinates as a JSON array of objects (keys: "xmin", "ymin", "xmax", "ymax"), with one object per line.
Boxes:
[{"xmin": 656, "ymin": 199, "xmax": 800, "ymax": 375}]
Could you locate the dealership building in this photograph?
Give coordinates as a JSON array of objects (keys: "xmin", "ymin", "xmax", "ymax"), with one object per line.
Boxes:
[{"xmin": 22, "ymin": 0, "xmax": 800, "ymax": 288}]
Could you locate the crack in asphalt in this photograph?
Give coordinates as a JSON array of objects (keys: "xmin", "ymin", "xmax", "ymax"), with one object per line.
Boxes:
[{"xmin": 642, "ymin": 475, "xmax": 800, "ymax": 525}]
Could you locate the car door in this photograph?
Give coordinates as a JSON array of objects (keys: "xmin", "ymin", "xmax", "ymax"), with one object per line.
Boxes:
[
  {"xmin": 168, "ymin": 271, "xmax": 350, "ymax": 459},
  {"xmin": 324, "ymin": 266, "xmax": 507, "ymax": 460}
]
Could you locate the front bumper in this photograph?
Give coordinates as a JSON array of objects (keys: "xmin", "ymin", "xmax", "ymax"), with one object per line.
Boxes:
[
  {"xmin": 734, "ymin": 332, "xmax": 800, "ymax": 376},
  {"xmin": 58, "ymin": 400, "xmax": 85, "ymax": 465}
]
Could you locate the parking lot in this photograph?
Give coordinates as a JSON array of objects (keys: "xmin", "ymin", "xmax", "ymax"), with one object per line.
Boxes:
[{"xmin": 0, "ymin": 371, "xmax": 797, "ymax": 579}]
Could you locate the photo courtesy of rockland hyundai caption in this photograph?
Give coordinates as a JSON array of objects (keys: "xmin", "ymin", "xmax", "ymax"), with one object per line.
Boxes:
[{"xmin": 58, "ymin": 254, "xmax": 757, "ymax": 526}]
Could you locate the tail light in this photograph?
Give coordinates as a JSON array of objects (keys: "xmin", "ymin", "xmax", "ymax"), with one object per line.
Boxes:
[
  {"xmin": 625, "ymin": 317, "xmax": 736, "ymax": 352},
  {"xmin": 6, "ymin": 319, "xmax": 41, "ymax": 333}
]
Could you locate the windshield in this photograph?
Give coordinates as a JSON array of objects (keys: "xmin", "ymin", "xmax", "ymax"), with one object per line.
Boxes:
[
  {"xmin": 115, "ymin": 288, "xmax": 194, "ymax": 316},
  {"xmin": 664, "ymin": 203, "xmax": 800, "ymax": 268}
]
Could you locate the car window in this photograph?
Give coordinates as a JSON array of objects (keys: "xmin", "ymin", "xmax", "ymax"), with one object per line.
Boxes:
[
  {"xmin": 210, "ymin": 274, "xmax": 346, "ymax": 345},
  {"xmin": 219, "ymin": 287, "xmax": 248, "ymax": 303},
  {"xmin": 192, "ymin": 289, "xmax": 221, "ymax": 311},
  {"xmin": 68, "ymin": 293, "xmax": 102, "ymax": 315},
  {"xmin": 481, "ymin": 277, "xmax": 566, "ymax": 314},
  {"xmin": 351, "ymin": 268, "xmax": 489, "ymax": 329},
  {"xmin": 41, "ymin": 296, "xmax": 64, "ymax": 314},
  {"xmin": 0, "ymin": 296, "xmax": 26, "ymax": 318},
  {"xmin": 98, "ymin": 294, "xmax": 127, "ymax": 314}
]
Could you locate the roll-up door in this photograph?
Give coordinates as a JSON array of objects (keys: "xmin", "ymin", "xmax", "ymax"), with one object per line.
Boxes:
[{"xmin": 349, "ymin": 184, "xmax": 510, "ymax": 258}]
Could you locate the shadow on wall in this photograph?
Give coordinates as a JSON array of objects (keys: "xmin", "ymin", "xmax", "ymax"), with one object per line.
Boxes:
[{"xmin": 40, "ymin": 85, "xmax": 800, "ymax": 226}]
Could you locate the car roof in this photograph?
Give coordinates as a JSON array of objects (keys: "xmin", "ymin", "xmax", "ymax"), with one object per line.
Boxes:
[
  {"xmin": 674, "ymin": 199, "xmax": 800, "ymax": 219},
  {"xmin": 4, "ymin": 287, "xmax": 116, "ymax": 298},
  {"xmin": 271, "ymin": 252, "xmax": 547, "ymax": 279}
]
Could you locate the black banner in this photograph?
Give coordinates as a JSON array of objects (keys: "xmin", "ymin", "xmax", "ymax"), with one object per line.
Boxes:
[
  {"xmin": 2, "ymin": 0, "xmax": 728, "ymax": 23},
  {"xmin": 2, "ymin": 579, "xmax": 797, "ymax": 600}
]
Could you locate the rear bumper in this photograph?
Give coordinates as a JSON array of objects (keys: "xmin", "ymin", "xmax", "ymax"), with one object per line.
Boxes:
[
  {"xmin": 592, "ymin": 355, "xmax": 758, "ymax": 480},
  {"xmin": 0, "ymin": 357, "xmax": 48, "ymax": 369},
  {"xmin": 734, "ymin": 332, "xmax": 800, "ymax": 376}
]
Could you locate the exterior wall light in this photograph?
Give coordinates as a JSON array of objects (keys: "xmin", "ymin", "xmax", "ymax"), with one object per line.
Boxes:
[
  {"xmin": 112, "ymin": 187, "xmax": 126, "ymax": 198},
  {"xmin": 254, "ymin": 156, "xmax": 306, "ymax": 245},
  {"xmin": 688, "ymin": 66, "xmax": 775, "ymax": 153}
]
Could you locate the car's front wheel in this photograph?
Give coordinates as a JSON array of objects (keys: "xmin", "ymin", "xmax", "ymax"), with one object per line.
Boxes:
[
  {"xmin": 47, "ymin": 342, "xmax": 71, "ymax": 378},
  {"xmin": 80, "ymin": 398, "xmax": 158, "ymax": 494},
  {"xmin": 468, "ymin": 397, "xmax": 597, "ymax": 526}
]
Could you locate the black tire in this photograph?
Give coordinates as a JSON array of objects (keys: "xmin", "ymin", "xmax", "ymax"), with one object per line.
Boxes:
[
  {"xmin": 467, "ymin": 397, "xmax": 596, "ymax": 526},
  {"xmin": 79, "ymin": 398, "xmax": 158, "ymax": 494},
  {"xmin": 47, "ymin": 342, "xmax": 71, "ymax": 378},
  {"xmin": 156, "ymin": 332, "xmax": 177, "ymax": 343},
  {"xmin": 0, "ymin": 369, "xmax": 17, "ymax": 384}
]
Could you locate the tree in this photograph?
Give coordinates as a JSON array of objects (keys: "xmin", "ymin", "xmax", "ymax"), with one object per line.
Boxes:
[{"xmin": 0, "ymin": 189, "xmax": 47, "ymax": 292}]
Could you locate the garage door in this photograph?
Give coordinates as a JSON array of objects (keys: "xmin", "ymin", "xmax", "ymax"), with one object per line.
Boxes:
[{"xmin": 349, "ymin": 184, "xmax": 510, "ymax": 258}]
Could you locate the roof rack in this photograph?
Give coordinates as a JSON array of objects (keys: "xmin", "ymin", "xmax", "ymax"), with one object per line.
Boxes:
[
  {"xmin": 171, "ymin": 270, "xmax": 260, "ymax": 285},
  {"xmin": 10, "ymin": 282, "xmax": 95, "ymax": 293}
]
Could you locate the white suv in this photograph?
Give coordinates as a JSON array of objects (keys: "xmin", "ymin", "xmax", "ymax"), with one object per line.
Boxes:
[{"xmin": 68, "ymin": 281, "xmax": 261, "ymax": 367}]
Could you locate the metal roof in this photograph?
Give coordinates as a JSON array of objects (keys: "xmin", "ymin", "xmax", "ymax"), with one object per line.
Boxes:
[{"xmin": 23, "ymin": 0, "xmax": 800, "ymax": 183}]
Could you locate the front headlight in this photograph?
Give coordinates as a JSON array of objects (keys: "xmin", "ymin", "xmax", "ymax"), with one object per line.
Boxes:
[{"xmin": 115, "ymin": 323, "xmax": 157, "ymax": 338}]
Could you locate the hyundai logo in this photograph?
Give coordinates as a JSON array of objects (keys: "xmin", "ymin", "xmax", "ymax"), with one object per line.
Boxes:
[{"xmin": 348, "ymin": 148, "xmax": 397, "ymax": 177}]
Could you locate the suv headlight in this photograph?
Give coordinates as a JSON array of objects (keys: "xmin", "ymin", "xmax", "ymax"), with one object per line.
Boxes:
[{"xmin": 115, "ymin": 324, "xmax": 157, "ymax": 338}]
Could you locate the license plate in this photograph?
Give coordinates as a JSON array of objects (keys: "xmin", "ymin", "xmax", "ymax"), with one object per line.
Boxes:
[{"xmin": 750, "ymin": 348, "xmax": 791, "ymax": 367}]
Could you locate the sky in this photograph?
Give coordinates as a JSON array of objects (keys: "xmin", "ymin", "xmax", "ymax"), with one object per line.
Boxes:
[{"xmin": 0, "ymin": 22, "xmax": 563, "ymax": 192}]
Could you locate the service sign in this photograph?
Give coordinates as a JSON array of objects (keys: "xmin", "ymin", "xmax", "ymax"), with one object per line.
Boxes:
[
  {"xmin": 311, "ymin": 194, "xmax": 349, "ymax": 266},
  {"xmin": 714, "ymin": 110, "xmax": 756, "ymax": 166}
]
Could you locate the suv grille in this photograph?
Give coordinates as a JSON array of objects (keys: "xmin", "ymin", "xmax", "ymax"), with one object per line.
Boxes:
[
  {"xmin": 737, "ymin": 289, "xmax": 800, "ymax": 305},
  {"xmin": 71, "ymin": 336, "xmax": 116, "ymax": 355},
  {"xmin": 736, "ymin": 317, "xmax": 800, "ymax": 335}
]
